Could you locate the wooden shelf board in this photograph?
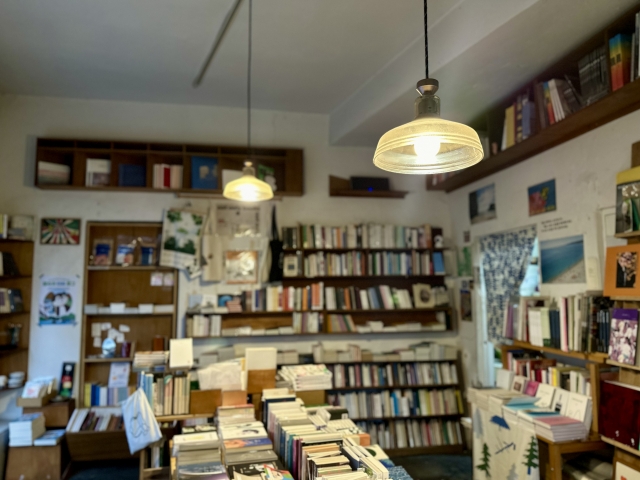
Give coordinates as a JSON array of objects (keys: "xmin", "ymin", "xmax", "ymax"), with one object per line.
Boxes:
[
  {"xmin": 611, "ymin": 296, "xmax": 640, "ymax": 301},
  {"xmin": 0, "ymin": 275, "xmax": 32, "ymax": 280},
  {"xmin": 0, "ymin": 311, "xmax": 30, "ymax": 317},
  {"xmin": 283, "ymin": 275, "xmax": 445, "ymax": 281},
  {"xmin": 87, "ymin": 266, "xmax": 174, "ymax": 272},
  {"xmin": 510, "ymin": 340, "xmax": 607, "ymax": 363},
  {"xmin": 606, "ymin": 359, "xmax": 640, "ymax": 371},
  {"xmin": 615, "ymin": 231, "xmax": 640, "ymax": 239},
  {"xmin": 385, "ymin": 444, "xmax": 464, "ymax": 457},
  {"xmin": 194, "ymin": 329, "xmax": 450, "ymax": 339},
  {"xmin": 352, "ymin": 414, "xmax": 462, "ymax": 421},
  {"xmin": 427, "ymin": 75, "xmax": 640, "ymax": 193},
  {"xmin": 84, "ymin": 357, "xmax": 134, "ymax": 364},
  {"xmin": 602, "ymin": 436, "xmax": 640, "ymax": 457},
  {"xmin": 329, "ymin": 189, "xmax": 408, "ymax": 199},
  {"xmin": 85, "ymin": 312, "xmax": 173, "ymax": 317},
  {"xmin": 189, "ymin": 307, "xmax": 450, "ymax": 317},
  {"xmin": 155, "ymin": 413, "xmax": 214, "ymax": 422},
  {"xmin": 322, "ymin": 359, "xmax": 456, "ymax": 365},
  {"xmin": 282, "ymin": 248, "xmax": 438, "ymax": 253},
  {"xmin": 0, "ymin": 347, "xmax": 28, "ymax": 356},
  {"xmin": 0, "ymin": 239, "xmax": 34, "ymax": 244},
  {"xmin": 327, "ymin": 384, "xmax": 459, "ymax": 391}
]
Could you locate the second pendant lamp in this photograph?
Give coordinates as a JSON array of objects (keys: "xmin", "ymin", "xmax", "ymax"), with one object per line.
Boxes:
[
  {"xmin": 223, "ymin": 0, "xmax": 274, "ymax": 202},
  {"xmin": 373, "ymin": 0, "xmax": 484, "ymax": 175}
]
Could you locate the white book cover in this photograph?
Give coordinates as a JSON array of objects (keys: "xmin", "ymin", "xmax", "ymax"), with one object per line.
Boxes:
[
  {"xmin": 496, "ymin": 369, "xmax": 514, "ymax": 390},
  {"xmin": 564, "ymin": 392, "xmax": 592, "ymax": 429},
  {"xmin": 528, "ymin": 309, "xmax": 543, "ymax": 347},
  {"xmin": 552, "ymin": 388, "xmax": 571, "ymax": 415},
  {"xmin": 534, "ymin": 383, "xmax": 557, "ymax": 409},
  {"xmin": 169, "ymin": 338, "xmax": 193, "ymax": 369}
]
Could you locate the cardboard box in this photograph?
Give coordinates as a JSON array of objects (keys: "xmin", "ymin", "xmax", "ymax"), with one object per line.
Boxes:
[
  {"xmin": 16, "ymin": 391, "xmax": 57, "ymax": 408},
  {"xmin": 23, "ymin": 399, "xmax": 76, "ymax": 428},
  {"xmin": 189, "ymin": 389, "xmax": 221, "ymax": 415},
  {"xmin": 247, "ymin": 369, "xmax": 276, "ymax": 394}
]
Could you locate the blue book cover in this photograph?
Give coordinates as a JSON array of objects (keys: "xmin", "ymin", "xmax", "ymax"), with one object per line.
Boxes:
[
  {"xmin": 118, "ymin": 164, "xmax": 146, "ymax": 187},
  {"xmin": 432, "ymin": 251, "xmax": 445, "ymax": 274},
  {"xmin": 191, "ymin": 156, "xmax": 219, "ymax": 190}
]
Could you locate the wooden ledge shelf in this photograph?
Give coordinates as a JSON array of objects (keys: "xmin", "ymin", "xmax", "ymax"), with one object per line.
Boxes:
[
  {"xmin": 606, "ymin": 359, "xmax": 640, "ymax": 371},
  {"xmin": 329, "ymin": 176, "xmax": 407, "ymax": 199},
  {"xmin": 602, "ymin": 436, "xmax": 640, "ymax": 457},
  {"xmin": 283, "ymin": 275, "xmax": 444, "ymax": 281},
  {"xmin": 0, "ymin": 311, "xmax": 29, "ymax": 317},
  {"xmin": 0, "ymin": 347, "xmax": 28, "ymax": 356},
  {"xmin": 84, "ymin": 357, "xmax": 133, "ymax": 363},
  {"xmin": 615, "ymin": 231, "xmax": 640, "ymax": 239},
  {"xmin": 283, "ymin": 247, "xmax": 441, "ymax": 253},
  {"xmin": 327, "ymin": 384, "xmax": 458, "ymax": 391},
  {"xmin": 87, "ymin": 266, "xmax": 174, "ymax": 271},
  {"xmin": 507, "ymin": 340, "xmax": 607, "ymax": 363},
  {"xmin": 191, "ymin": 329, "xmax": 449, "ymax": 340},
  {"xmin": 155, "ymin": 413, "xmax": 214, "ymax": 422},
  {"xmin": 188, "ymin": 307, "xmax": 451, "ymax": 317},
  {"xmin": 322, "ymin": 359, "xmax": 455, "ymax": 365}
]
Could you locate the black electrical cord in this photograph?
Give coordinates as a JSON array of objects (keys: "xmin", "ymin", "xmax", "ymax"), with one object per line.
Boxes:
[{"xmin": 423, "ymin": 0, "xmax": 429, "ymax": 79}]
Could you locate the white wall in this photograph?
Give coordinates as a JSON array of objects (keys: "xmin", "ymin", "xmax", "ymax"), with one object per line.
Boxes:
[
  {"xmin": 446, "ymin": 108, "xmax": 640, "ymax": 385},
  {"xmin": 0, "ymin": 94, "xmax": 455, "ymax": 381}
]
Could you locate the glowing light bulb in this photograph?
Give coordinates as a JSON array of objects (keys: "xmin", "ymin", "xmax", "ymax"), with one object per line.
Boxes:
[{"xmin": 413, "ymin": 136, "xmax": 441, "ymax": 159}]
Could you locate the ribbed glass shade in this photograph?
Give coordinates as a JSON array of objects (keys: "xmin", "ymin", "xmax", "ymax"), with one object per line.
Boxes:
[
  {"xmin": 223, "ymin": 172, "xmax": 273, "ymax": 202},
  {"xmin": 374, "ymin": 116, "xmax": 484, "ymax": 174}
]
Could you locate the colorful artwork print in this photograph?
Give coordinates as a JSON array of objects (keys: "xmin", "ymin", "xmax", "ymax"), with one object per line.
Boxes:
[
  {"xmin": 38, "ymin": 275, "xmax": 80, "ymax": 325},
  {"xmin": 528, "ymin": 179, "xmax": 557, "ymax": 216},
  {"xmin": 40, "ymin": 218, "xmax": 81, "ymax": 245},
  {"xmin": 539, "ymin": 235, "xmax": 586, "ymax": 284}
]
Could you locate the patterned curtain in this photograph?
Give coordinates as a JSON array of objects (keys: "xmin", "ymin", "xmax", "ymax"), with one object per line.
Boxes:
[{"xmin": 480, "ymin": 225, "xmax": 537, "ymax": 343}]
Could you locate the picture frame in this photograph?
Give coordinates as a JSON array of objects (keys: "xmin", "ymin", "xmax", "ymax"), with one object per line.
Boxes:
[
  {"xmin": 224, "ymin": 250, "xmax": 258, "ymax": 284},
  {"xmin": 283, "ymin": 254, "xmax": 299, "ymax": 278},
  {"xmin": 604, "ymin": 244, "xmax": 640, "ymax": 297},
  {"xmin": 412, "ymin": 283, "xmax": 435, "ymax": 308},
  {"xmin": 40, "ymin": 218, "xmax": 81, "ymax": 245}
]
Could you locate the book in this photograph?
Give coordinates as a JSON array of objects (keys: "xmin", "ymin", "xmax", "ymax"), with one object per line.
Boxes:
[
  {"xmin": 86, "ymin": 158, "xmax": 111, "ymax": 187},
  {"xmin": 191, "ymin": 157, "xmax": 219, "ymax": 190},
  {"xmin": 608, "ymin": 308, "xmax": 638, "ymax": 365},
  {"xmin": 223, "ymin": 437, "xmax": 272, "ymax": 452},
  {"xmin": 118, "ymin": 164, "xmax": 146, "ymax": 187},
  {"xmin": 503, "ymin": 104, "xmax": 516, "ymax": 148},
  {"xmin": 37, "ymin": 161, "xmax": 70, "ymax": 185},
  {"xmin": 610, "ymin": 33, "xmax": 632, "ymax": 91},
  {"xmin": 600, "ymin": 381, "xmax": 640, "ymax": 448},
  {"xmin": 34, "ymin": 429, "xmax": 65, "ymax": 446}
]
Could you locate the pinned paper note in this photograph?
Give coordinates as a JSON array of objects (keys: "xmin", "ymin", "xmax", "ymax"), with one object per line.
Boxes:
[
  {"xmin": 91, "ymin": 323, "xmax": 102, "ymax": 337},
  {"xmin": 108, "ymin": 328, "xmax": 119, "ymax": 340},
  {"xmin": 101, "ymin": 322, "xmax": 112, "ymax": 331},
  {"xmin": 151, "ymin": 272, "xmax": 163, "ymax": 286},
  {"xmin": 118, "ymin": 324, "xmax": 130, "ymax": 333},
  {"xmin": 115, "ymin": 332, "xmax": 125, "ymax": 343},
  {"xmin": 163, "ymin": 272, "xmax": 175, "ymax": 287},
  {"xmin": 93, "ymin": 336, "xmax": 102, "ymax": 348}
]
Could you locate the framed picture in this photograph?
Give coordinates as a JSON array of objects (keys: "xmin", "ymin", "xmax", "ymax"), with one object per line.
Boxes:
[
  {"xmin": 469, "ymin": 184, "xmax": 496, "ymax": 224},
  {"xmin": 40, "ymin": 218, "xmax": 81, "ymax": 245},
  {"xmin": 283, "ymin": 254, "xmax": 299, "ymax": 278},
  {"xmin": 224, "ymin": 250, "xmax": 258, "ymax": 284},
  {"xmin": 604, "ymin": 244, "xmax": 640, "ymax": 297},
  {"xmin": 528, "ymin": 179, "xmax": 557, "ymax": 216},
  {"xmin": 412, "ymin": 283, "xmax": 435, "ymax": 308}
]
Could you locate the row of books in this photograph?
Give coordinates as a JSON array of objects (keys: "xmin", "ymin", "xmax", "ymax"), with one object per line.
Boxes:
[
  {"xmin": 139, "ymin": 372, "xmax": 192, "ymax": 416},
  {"xmin": 66, "ymin": 407, "xmax": 124, "ymax": 432},
  {"xmin": 326, "ymin": 285, "xmax": 412, "ymax": 311},
  {"xmin": 356, "ymin": 419, "xmax": 462, "ymax": 451},
  {"xmin": 579, "ymin": 45, "xmax": 610, "ymax": 106},
  {"xmin": 312, "ymin": 342, "xmax": 457, "ymax": 364},
  {"xmin": 292, "ymin": 311, "xmax": 322, "ymax": 334},
  {"xmin": 185, "ymin": 314, "xmax": 222, "ymax": 338},
  {"xmin": 630, "ymin": 14, "xmax": 640, "ymax": 85},
  {"xmin": 0, "ymin": 215, "xmax": 35, "ymax": 241},
  {"xmin": 327, "ymin": 388, "xmax": 462, "ymax": 419},
  {"xmin": 282, "ymin": 224, "xmax": 438, "ymax": 250},
  {"xmin": 328, "ymin": 362, "xmax": 459, "ymax": 389},
  {"xmin": 0, "ymin": 251, "xmax": 20, "ymax": 276},
  {"xmin": 534, "ymin": 79, "xmax": 581, "ymax": 129},
  {"xmin": 286, "ymin": 250, "xmax": 441, "ymax": 278},
  {"xmin": 0, "ymin": 287, "xmax": 23, "ymax": 313},
  {"xmin": 503, "ymin": 294, "xmax": 614, "ymax": 354},
  {"xmin": 83, "ymin": 383, "xmax": 134, "ymax": 407},
  {"xmin": 498, "ymin": 362, "xmax": 594, "ymax": 397},
  {"xmin": 280, "ymin": 364, "xmax": 333, "ymax": 391},
  {"xmin": 153, "ymin": 164, "xmax": 183, "ymax": 189}
]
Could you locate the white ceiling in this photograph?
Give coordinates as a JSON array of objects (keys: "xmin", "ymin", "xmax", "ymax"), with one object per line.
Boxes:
[{"xmin": 1, "ymin": 0, "xmax": 639, "ymax": 146}]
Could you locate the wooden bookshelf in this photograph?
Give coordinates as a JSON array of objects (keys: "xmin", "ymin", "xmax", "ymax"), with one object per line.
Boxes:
[
  {"xmin": 327, "ymin": 384, "xmax": 459, "ymax": 392},
  {"xmin": 351, "ymin": 414, "xmax": 462, "ymax": 421},
  {"xmin": 78, "ymin": 222, "xmax": 178, "ymax": 407},
  {"xmin": 385, "ymin": 444, "xmax": 464, "ymax": 457},
  {"xmin": 427, "ymin": 4, "xmax": 640, "ymax": 193},
  {"xmin": 508, "ymin": 339, "xmax": 608, "ymax": 363},
  {"xmin": 0, "ymin": 239, "xmax": 33, "ymax": 379},
  {"xmin": 329, "ymin": 175, "xmax": 407, "ymax": 198},
  {"xmin": 35, "ymin": 138, "xmax": 303, "ymax": 197}
]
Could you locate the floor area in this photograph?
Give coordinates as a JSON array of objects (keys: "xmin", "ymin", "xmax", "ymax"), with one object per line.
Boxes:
[{"xmin": 390, "ymin": 454, "xmax": 473, "ymax": 480}]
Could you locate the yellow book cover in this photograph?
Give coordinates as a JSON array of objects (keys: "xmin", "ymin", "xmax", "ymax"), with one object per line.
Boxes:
[
  {"xmin": 616, "ymin": 165, "xmax": 640, "ymax": 185},
  {"xmin": 505, "ymin": 105, "xmax": 516, "ymax": 148}
]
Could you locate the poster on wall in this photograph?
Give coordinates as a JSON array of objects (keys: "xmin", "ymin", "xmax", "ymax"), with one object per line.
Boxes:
[
  {"xmin": 469, "ymin": 184, "xmax": 496, "ymax": 225},
  {"xmin": 38, "ymin": 275, "xmax": 80, "ymax": 325},
  {"xmin": 160, "ymin": 209, "xmax": 205, "ymax": 277},
  {"xmin": 528, "ymin": 179, "xmax": 557, "ymax": 216},
  {"xmin": 540, "ymin": 235, "xmax": 586, "ymax": 284},
  {"xmin": 216, "ymin": 205, "xmax": 261, "ymax": 237},
  {"xmin": 40, "ymin": 218, "xmax": 81, "ymax": 245}
]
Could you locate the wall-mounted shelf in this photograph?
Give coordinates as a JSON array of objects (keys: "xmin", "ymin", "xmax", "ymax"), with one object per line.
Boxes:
[
  {"xmin": 427, "ymin": 5, "xmax": 640, "ymax": 193},
  {"xmin": 329, "ymin": 175, "xmax": 407, "ymax": 198},
  {"xmin": 35, "ymin": 138, "xmax": 303, "ymax": 197}
]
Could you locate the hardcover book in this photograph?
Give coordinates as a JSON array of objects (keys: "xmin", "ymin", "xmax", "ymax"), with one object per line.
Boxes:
[
  {"xmin": 608, "ymin": 308, "xmax": 638, "ymax": 365},
  {"xmin": 118, "ymin": 164, "xmax": 146, "ymax": 187},
  {"xmin": 191, "ymin": 157, "xmax": 218, "ymax": 190},
  {"xmin": 600, "ymin": 381, "xmax": 640, "ymax": 448}
]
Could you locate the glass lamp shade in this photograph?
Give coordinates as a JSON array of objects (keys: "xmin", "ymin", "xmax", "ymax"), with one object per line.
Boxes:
[
  {"xmin": 374, "ymin": 115, "xmax": 484, "ymax": 175},
  {"xmin": 223, "ymin": 163, "xmax": 273, "ymax": 202}
]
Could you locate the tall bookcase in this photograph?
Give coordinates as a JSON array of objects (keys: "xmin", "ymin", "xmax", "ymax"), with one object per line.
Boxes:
[
  {"xmin": 325, "ymin": 358, "xmax": 465, "ymax": 457},
  {"xmin": 79, "ymin": 222, "xmax": 177, "ymax": 406},
  {"xmin": 0, "ymin": 239, "xmax": 33, "ymax": 380}
]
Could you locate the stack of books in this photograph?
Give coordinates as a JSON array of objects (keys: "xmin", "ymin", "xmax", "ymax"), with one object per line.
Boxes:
[
  {"xmin": 185, "ymin": 314, "xmax": 222, "ymax": 338},
  {"xmin": 534, "ymin": 416, "xmax": 588, "ymax": 442},
  {"xmin": 357, "ymin": 418, "xmax": 462, "ymax": 451},
  {"xmin": 34, "ymin": 429, "xmax": 65, "ymax": 446},
  {"xmin": 152, "ymin": 164, "xmax": 183, "ymax": 189},
  {"xmin": 37, "ymin": 161, "xmax": 70, "ymax": 185},
  {"xmin": 280, "ymin": 364, "xmax": 333, "ymax": 391},
  {"xmin": 325, "ymin": 285, "xmax": 413, "ymax": 311},
  {"xmin": 9, "ymin": 413, "xmax": 46, "ymax": 447},
  {"xmin": 66, "ymin": 407, "xmax": 124, "ymax": 432},
  {"xmin": 0, "ymin": 288, "xmax": 23, "ymax": 313},
  {"xmin": 85, "ymin": 158, "xmax": 111, "ymax": 187},
  {"xmin": 292, "ymin": 312, "xmax": 323, "ymax": 334},
  {"xmin": 133, "ymin": 351, "xmax": 169, "ymax": 369},
  {"xmin": 83, "ymin": 383, "xmax": 134, "ymax": 407},
  {"xmin": 173, "ymin": 431, "xmax": 226, "ymax": 479},
  {"xmin": 138, "ymin": 371, "xmax": 191, "ymax": 416},
  {"xmin": 216, "ymin": 404, "xmax": 256, "ymax": 427}
]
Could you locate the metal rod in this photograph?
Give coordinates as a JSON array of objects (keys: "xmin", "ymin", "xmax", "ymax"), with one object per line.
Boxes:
[
  {"xmin": 424, "ymin": 0, "xmax": 429, "ymax": 79},
  {"xmin": 247, "ymin": 0, "xmax": 252, "ymax": 151},
  {"xmin": 192, "ymin": 0, "xmax": 244, "ymax": 88}
]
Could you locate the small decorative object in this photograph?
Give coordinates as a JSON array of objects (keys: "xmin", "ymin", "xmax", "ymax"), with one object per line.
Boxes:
[
  {"xmin": 115, "ymin": 235, "xmax": 136, "ymax": 266},
  {"xmin": 434, "ymin": 234, "xmax": 444, "ymax": 249},
  {"xmin": 40, "ymin": 218, "xmax": 81, "ymax": 245},
  {"xmin": 91, "ymin": 238, "xmax": 114, "ymax": 266},
  {"xmin": 469, "ymin": 184, "xmax": 496, "ymax": 224},
  {"xmin": 225, "ymin": 250, "xmax": 258, "ymax": 284},
  {"xmin": 59, "ymin": 362, "xmax": 75, "ymax": 398},
  {"xmin": 137, "ymin": 236, "xmax": 158, "ymax": 266},
  {"xmin": 283, "ymin": 254, "xmax": 299, "ymax": 278},
  {"xmin": 102, "ymin": 337, "xmax": 116, "ymax": 358},
  {"xmin": 412, "ymin": 283, "xmax": 435, "ymax": 308},
  {"xmin": 7, "ymin": 323, "xmax": 21, "ymax": 346},
  {"xmin": 528, "ymin": 179, "xmax": 557, "ymax": 216}
]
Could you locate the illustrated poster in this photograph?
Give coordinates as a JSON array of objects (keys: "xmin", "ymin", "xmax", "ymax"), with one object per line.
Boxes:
[{"xmin": 39, "ymin": 275, "xmax": 80, "ymax": 325}]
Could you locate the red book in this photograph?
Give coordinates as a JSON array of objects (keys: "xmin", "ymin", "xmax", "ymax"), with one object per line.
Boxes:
[
  {"xmin": 163, "ymin": 165, "xmax": 170, "ymax": 188},
  {"xmin": 600, "ymin": 380, "xmax": 640, "ymax": 448}
]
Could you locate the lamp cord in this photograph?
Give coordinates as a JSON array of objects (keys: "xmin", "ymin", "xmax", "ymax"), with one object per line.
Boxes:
[
  {"xmin": 423, "ymin": 0, "xmax": 428, "ymax": 79},
  {"xmin": 247, "ymin": 0, "xmax": 252, "ymax": 152}
]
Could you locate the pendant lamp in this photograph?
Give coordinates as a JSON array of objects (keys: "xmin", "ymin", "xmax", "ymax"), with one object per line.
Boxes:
[
  {"xmin": 223, "ymin": 0, "xmax": 274, "ymax": 202},
  {"xmin": 373, "ymin": 0, "xmax": 484, "ymax": 174}
]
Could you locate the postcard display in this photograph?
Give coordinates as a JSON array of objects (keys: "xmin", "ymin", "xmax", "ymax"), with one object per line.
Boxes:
[{"xmin": 472, "ymin": 404, "xmax": 540, "ymax": 480}]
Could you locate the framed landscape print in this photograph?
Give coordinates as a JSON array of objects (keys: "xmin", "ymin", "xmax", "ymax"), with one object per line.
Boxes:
[{"xmin": 40, "ymin": 218, "xmax": 81, "ymax": 245}]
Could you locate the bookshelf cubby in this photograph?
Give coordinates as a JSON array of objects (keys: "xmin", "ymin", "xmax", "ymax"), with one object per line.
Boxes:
[
  {"xmin": 79, "ymin": 222, "xmax": 178, "ymax": 407},
  {"xmin": 0, "ymin": 239, "xmax": 33, "ymax": 379},
  {"xmin": 35, "ymin": 138, "xmax": 303, "ymax": 198},
  {"xmin": 328, "ymin": 175, "xmax": 408, "ymax": 199},
  {"xmin": 427, "ymin": 4, "xmax": 640, "ymax": 193}
]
